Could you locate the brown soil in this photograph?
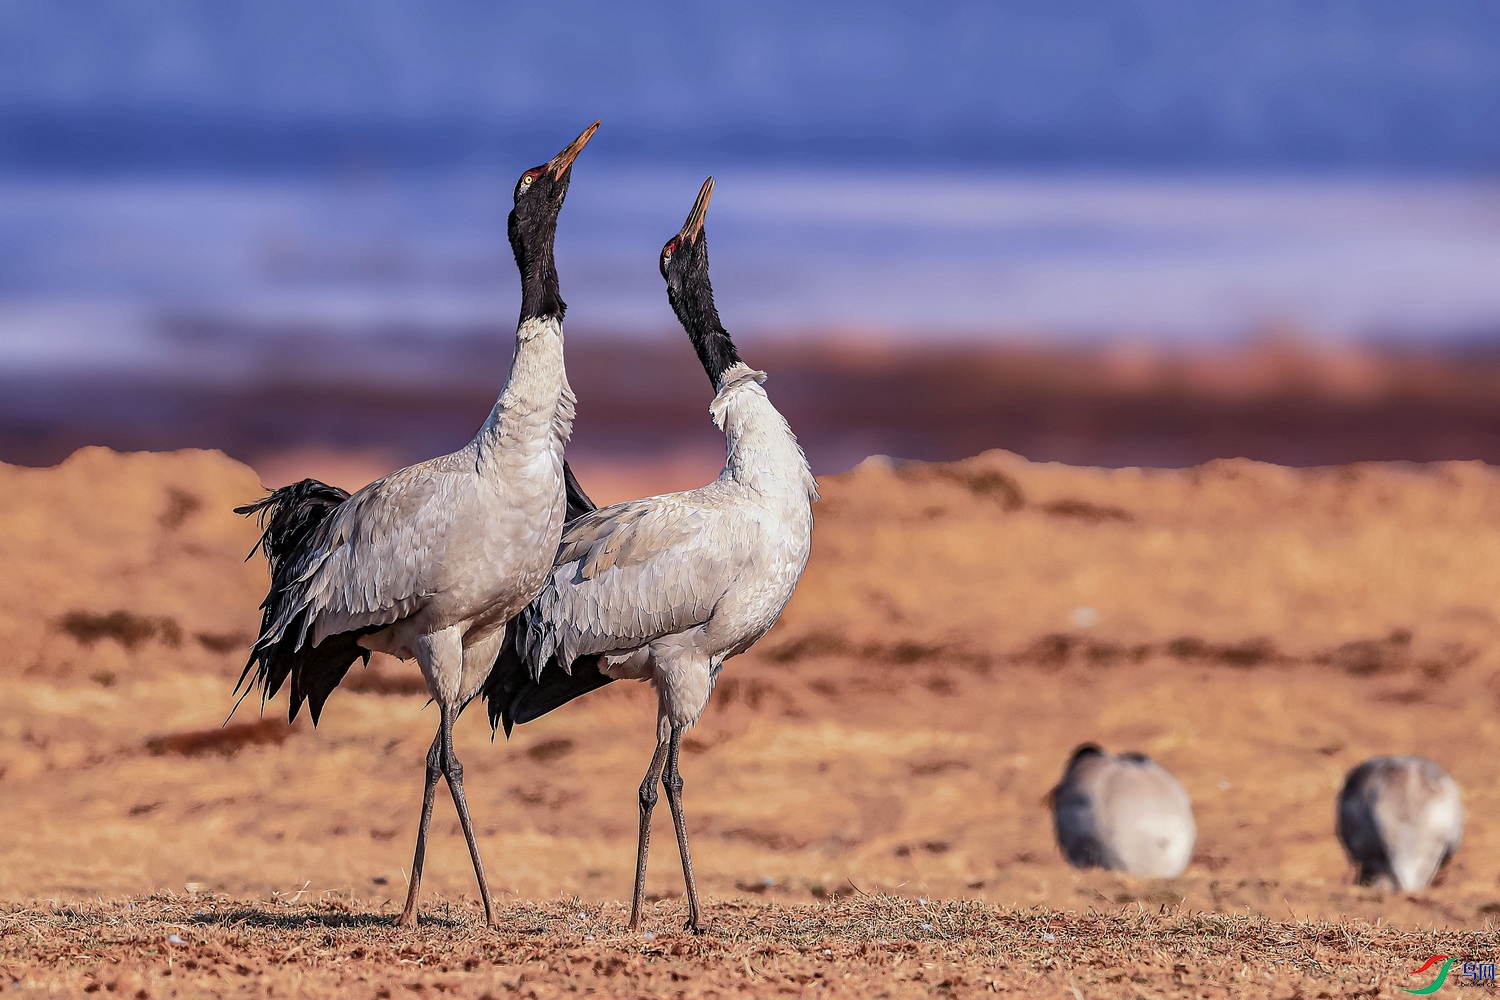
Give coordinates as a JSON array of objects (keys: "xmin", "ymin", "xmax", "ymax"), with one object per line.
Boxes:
[
  {"xmin": 3, "ymin": 895, "xmax": 1487, "ymax": 998},
  {"xmin": 5, "ymin": 445, "xmax": 1500, "ymax": 996}
]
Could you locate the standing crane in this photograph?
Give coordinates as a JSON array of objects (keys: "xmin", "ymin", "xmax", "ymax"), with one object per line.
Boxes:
[
  {"xmin": 483, "ymin": 178, "xmax": 818, "ymax": 933},
  {"xmin": 1337, "ymin": 755, "xmax": 1463, "ymax": 891},
  {"xmin": 235, "ymin": 121, "xmax": 600, "ymax": 928},
  {"xmin": 1049, "ymin": 743, "xmax": 1197, "ymax": 878}
]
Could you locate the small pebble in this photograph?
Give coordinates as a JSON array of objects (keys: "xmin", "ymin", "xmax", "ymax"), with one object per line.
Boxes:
[
  {"xmin": 167, "ymin": 934, "xmax": 183, "ymax": 945},
  {"xmin": 641, "ymin": 931, "xmax": 656, "ymax": 940},
  {"xmin": 919, "ymin": 923, "xmax": 933, "ymax": 931},
  {"xmin": 1043, "ymin": 932, "xmax": 1057, "ymax": 942},
  {"xmin": 584, "ymin": 934, "xmax": 595, "ymax": 941}
]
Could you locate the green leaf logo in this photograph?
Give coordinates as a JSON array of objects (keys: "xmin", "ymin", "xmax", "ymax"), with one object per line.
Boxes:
[{"xmin": 1404, "ymin": 956, "xmax": 1455, "ymax": 994}]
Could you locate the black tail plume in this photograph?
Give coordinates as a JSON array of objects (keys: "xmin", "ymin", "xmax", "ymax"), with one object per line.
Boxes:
[
  {"xmin": 483, "ymin": 625, "xmax": 615, "ymax": 737},
  {"xmin": 236, "ymin": 478, "xmax": 350, "ymax": 571},
  {"xmin": 235, "ymin": 479, "xmax": 371, "ymax": 724},
  {"xmin": 563, "ymin": 460, "xmax": 596, "ymax": 520}
]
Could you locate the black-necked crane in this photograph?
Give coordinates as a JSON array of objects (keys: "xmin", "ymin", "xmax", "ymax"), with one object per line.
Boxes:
[
  {"xmin": 482, "ymin": 177, "xmax": 818, "ymax": 933},
  {"xmin": 1337, "ymin": 754, "xmax": 1463, "ymax": 891},
  {"xmin": 1050, "ymin": 743, "xmax": 1196, "ymax": 878},
  {"xmin": 234, "ymin": 121, "xmax": 600, "ymax": 928}
]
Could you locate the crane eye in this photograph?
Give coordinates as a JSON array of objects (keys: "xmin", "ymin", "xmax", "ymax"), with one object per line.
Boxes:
[
  {"xmin": 659, "ymin": 240, "xmax": 676, "ymax": 277},
  {"xmin": 515, "ymin": 171, "xmax": 539, "ymax": 201}
]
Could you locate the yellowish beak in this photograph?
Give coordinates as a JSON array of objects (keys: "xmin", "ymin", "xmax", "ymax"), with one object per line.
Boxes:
[
  {"xmin": 678, "ymin": 176, "xmax": 715, "ymax": 244},
  {"xmin": 547, "ymin": 120, "xmax": 601, "ymax": 179}
]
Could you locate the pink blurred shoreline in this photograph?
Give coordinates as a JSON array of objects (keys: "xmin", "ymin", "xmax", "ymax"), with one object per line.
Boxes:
[{"xmin": 6, "ymin": 335, "xmax": 1500, "ymax": 489}]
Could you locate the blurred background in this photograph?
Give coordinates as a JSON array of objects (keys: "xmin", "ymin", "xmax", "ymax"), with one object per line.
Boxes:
[{"xmin": 3, "ymin": 0, "xmax": 1500, "ymax": 482}]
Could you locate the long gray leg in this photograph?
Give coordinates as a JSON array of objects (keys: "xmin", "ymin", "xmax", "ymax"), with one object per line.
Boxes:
[
  {"xmin": 661, "ymin": 725, "xmax": 703, "ymax": 933},
  {"xmin": 628, "ymin": 739, "xmax": 671, "ymax": 930},
  {"xmin": 398, "ymin": 729, "xmax": 443, "ymax": 927},
  {"xmin": 438, "ymin": 703, "xmax": 497, "ymax": 926}
]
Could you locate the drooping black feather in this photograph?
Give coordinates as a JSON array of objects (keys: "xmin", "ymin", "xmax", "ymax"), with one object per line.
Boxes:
[
  {"xmin": 563, "ymin": 459, "xmax": 595, "ymax": 521},
  {"xmin": 235, "ymin": 478, "xmax": 373, "ymax": 725},
  {"xmin": 481, "ymin": 460, "xmax": 615, "ymax": 736},
  {"xmin": 483, "ymin": 626, "xmax": 616, "ymax": 738},
  {"xmin": 235, "ymin": 478, "xmax": 349, "ymax": 568}
]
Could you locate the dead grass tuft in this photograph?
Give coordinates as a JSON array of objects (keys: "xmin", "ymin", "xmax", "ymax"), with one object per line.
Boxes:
[
  {"xmin": 58, "ymin": 609, "xmax": 183, "ymax": 650},
  {"xmin": 0, "ymin": 895, "xmax": 1484, "ymax": 998},
  {"xmin": 524, "ymin": 737, "xmax": 575, "ymax": 763},
  {"xmin": 1041, "ymin": 497, "xmax": 1135, "ymax": 522},
  {"xmin": 144, "ymin": 719, "xmax": 297, "ymax": 757}
]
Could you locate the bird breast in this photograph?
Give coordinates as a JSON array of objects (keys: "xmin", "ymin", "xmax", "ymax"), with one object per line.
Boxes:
[
  {"xmin": 425, "ymin": 452, "xmax": 567, "ymax": 637},
  {"xmin": 701, "ymin": 487, "xmax": 814, "ymax": 658}
]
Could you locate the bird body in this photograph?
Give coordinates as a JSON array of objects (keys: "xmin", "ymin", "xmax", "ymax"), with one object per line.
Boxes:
[
  {"xmin": 273, "ymin": 318, "xmax": 573, "ymax": 699},
  {"xmin": 488, "ymin": 178, "xmax": 815, "ymax": 932},
  {"xmin": 236, "ymin": 122, "xmax": 599, "ymax": 927},
  {"xmin": 523, "ymin": 362, "xmax": 815, "ymax": 738},
  {"xmin": 1051, "ymin": 744, "xmax": 1196, "ymax": 879},
  {"xmin": 1337, "ymin": 755, "xmax": 1463, "ymax": 892}
]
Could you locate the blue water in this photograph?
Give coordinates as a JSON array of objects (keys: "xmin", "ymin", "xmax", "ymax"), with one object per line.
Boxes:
[
  {"xmin": 4, "ymin": 2, "xmax": 1500, "ymax": 171},
  {"xmin": 3, "ymin": 168, "xmax": 1500, "ymax": 378}
]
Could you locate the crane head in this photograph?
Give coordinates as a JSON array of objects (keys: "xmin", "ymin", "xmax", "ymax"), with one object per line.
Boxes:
[
  {"xmin": 660, "ymin": 177, "xmax": 742, "ymax": 389},
  {"xmin": 510, "ymin": 121, "xmax": 598, "ymax": 246},
  {"xmin": 508, "ymin": 121, "xmax": 599, "ymax": 319},
  {"xmin": 514, "ymin": 120, "xmax": 598, "ymax": 200},
  {"xmin": 659, "ymin": 176, "xmax": 713, "ymax": 283}
]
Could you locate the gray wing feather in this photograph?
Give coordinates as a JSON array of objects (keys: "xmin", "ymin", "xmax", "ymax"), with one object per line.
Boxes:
[
  {"xmin": 520, "ymin": 494, "xmax": 741, "ymax": 676},
  {"xmin": 263, "ymin": 464, "xmax": 457, "ymax": 650}
]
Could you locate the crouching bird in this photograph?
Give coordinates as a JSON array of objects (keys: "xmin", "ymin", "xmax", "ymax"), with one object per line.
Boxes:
[
  {"xmin": 1050, "ymin": 743, "xmax": 1197, "ymax": 878},
  {"xmin": 484, "ymin": 178, "xmax": 819, "ymax": 932},
  {"xmin": 234, "ymin": 122, "xmax": 599, "ymax": 928},
  {"xmin": 1337, "ymin": 755, "xmax": 1463, "ymax": 891}
]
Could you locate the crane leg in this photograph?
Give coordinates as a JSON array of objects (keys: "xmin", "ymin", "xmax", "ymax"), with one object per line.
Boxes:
[
  {"xmin": 437, "ymin": 703, "xmax": 498, "ymax": 927},
  {"xmin": 398, "ymin": 730, "xmax": 443, "ymax": 927},
  {"xmin": 661, "ymin": 725, "xmax": 704, "ymax": 933},
  {"xmin": 627, "ymin": 738, "xmax": 671, "ymax": 930}
]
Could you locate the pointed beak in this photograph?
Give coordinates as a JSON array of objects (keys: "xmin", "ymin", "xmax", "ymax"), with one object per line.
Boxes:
[
  {"xmin": 547, "ymin": 121, "xmax": 600, "ymax": 179},
  {"xmin": 678, "ymin": 177, "xmax": 714, "ymax": 245}
]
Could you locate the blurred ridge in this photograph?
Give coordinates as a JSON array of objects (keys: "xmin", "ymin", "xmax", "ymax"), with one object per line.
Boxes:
[{"xmin": 9, "ymin": 336, "xmax": 1500, "ymax": 476}]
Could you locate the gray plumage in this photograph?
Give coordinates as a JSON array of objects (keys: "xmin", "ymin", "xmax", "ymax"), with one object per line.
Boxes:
[
  {"xmin": 1337, "ymin": 755, "xmax": 1463, "ymax": 891},
  {"xmin": 236, "ymin": 121, "xmax": 599, "ymax": 928},
  {"xmin": 520, "ymin": 364, "xmax": 817, "ymax": 705},
  {"xmin": 505, "ymin": 178, "xmax": 817, "ymax": 932},
  {"xmin": 1051, "ymin": 743, "xmax": 1197, "ymax": 878}
]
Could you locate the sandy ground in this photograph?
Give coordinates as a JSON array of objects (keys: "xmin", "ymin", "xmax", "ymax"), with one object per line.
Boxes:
[{"xmin": 5, "ymin": 445, "xmax": 1500, "ymax": 996}]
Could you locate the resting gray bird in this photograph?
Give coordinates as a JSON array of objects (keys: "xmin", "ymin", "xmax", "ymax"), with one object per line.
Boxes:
[
  {"xmin": 484, "ymin": 177, "xmax": 818, "ymax": 932},
  {"xmin": 1337, "ymin": 755, "xmax": 1463, "ymax": 891},
  {"xmin": 234, "ymin": 121, "xmax": 599, "ymax": 928},
  {"xmin": 1050, "ymin": 743, "xmax": 1196, "ymax": 878}
]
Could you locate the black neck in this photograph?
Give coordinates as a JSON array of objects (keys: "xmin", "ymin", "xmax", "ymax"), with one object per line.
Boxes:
[
  {"xmin": 509, "ymin": 213, "xmax": 566, "ymax": 324},
  {"xmin": 668, "ymin": 249, "xmax": 741, "ymax": 390}
]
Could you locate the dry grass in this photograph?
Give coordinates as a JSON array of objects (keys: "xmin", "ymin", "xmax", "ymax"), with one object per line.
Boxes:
[
  {"xmin": 3, "ymin": 894, "xmax": 1485, "ymax": 997},
  {"xmin": 9, "ymin": 447, "xmax": 1500, "ymax": 996}
]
